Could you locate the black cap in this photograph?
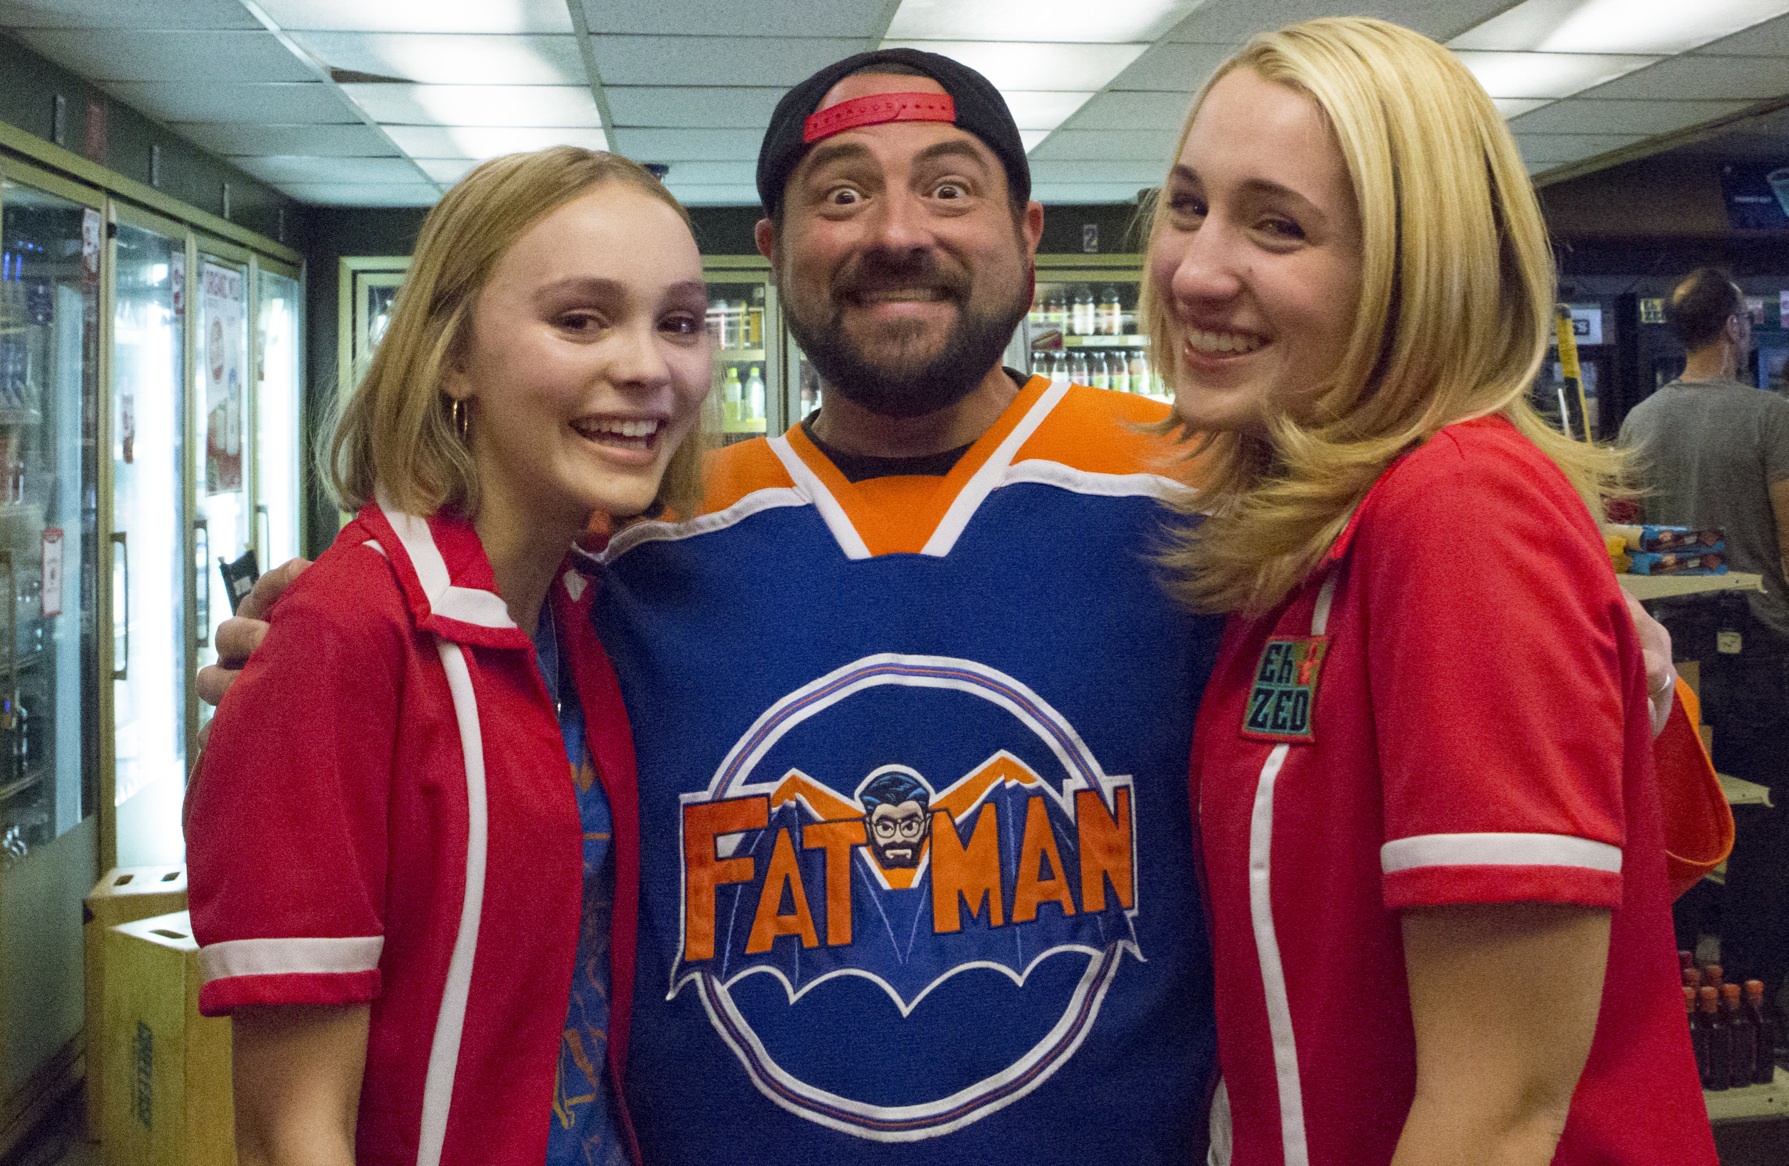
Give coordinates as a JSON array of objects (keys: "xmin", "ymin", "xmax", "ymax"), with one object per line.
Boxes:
[{"xmin": 756, "ymin": 47, "xmax": 1031, "ymax": 219}]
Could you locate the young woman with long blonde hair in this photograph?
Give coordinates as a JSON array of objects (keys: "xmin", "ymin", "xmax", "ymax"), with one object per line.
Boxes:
[
  {"xmin": 186, "ymin": 147, "xmax": 710, "ymax": 1166},
  {"xmin": 1145, "ymin": 19, "xmax": 1716, "ymax": 1165}
]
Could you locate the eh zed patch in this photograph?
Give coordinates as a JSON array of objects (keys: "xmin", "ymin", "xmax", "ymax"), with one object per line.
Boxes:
[{"xmin": 1243, "ymin": 636, "xmax": 1328, "ymax": 743}]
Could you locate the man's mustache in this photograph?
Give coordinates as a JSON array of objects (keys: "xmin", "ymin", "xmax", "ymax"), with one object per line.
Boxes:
[{"xmin": 832, "ymin": 251, "xmax": 970, "ymax": 304}]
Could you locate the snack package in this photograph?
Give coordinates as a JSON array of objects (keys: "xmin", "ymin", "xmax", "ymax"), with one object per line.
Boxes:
[
  {"xmin": 1627, "ymin": 551, "xmax": 1728, "ymax": 576},
  {"xmin": 1605, "ymin": 524, "xmax": 1725, "ymax": 554}
]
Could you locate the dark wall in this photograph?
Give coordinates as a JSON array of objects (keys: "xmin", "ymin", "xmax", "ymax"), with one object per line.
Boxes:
[{"xmin": 0, "ymin": 32, "xmax": 297, "ymax": 244}]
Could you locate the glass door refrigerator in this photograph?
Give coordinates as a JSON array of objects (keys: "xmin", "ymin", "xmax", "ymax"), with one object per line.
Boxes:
[
  {"xmin": 189, "ymin": 243, "xmax": 252, "ymax": 739},
  {"xmin": 254, "ymin": 262, "xmax": 303, "ymax": 568},
  {"xmin": 107, "ymin": 204, "xmax": 188, "ymax": 868},
  {"xmin": 704, "ymin": 259, "xmax": 783, "ymax": 444},
  {"xmin": 1026, "ymin": 256, "xmax": 1167, "ymax": 399},
  {"xmin": 0, "ymin": 159, "xmax": 101, "ymax": 1112}
]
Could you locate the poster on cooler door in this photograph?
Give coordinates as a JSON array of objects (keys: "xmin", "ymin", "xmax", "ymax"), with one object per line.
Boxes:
[{"xmin": 201, "ymin": 263, "xmax": 244, "ymax": 493}]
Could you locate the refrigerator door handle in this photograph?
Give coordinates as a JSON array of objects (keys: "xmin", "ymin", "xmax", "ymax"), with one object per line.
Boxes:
[
  {"xmin": 111, "ymin": 532, "xmax": 128, "ymax": 681},
  {"xmin": 256, "ymin": 503, "xmax": 269, "ymax": 563},
  {"xmin": 194, "ymin": 518, "xmax": 209, "ymax": 650}
]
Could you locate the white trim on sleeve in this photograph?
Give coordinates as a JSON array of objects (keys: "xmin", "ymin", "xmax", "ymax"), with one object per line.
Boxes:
[
  {"xmin": 1381, "ymin": 832, "xmax": 1623, "ymax": 874},
  {"xmin": 198, "ymin": 935, "xmax": 383, "ymax": 982}
]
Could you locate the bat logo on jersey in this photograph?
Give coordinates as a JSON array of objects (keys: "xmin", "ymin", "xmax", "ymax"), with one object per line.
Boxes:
[
  {"xmin": 1243, "ymin": 636, "xmax": 1328, "ymax": 743},
  {"xmin": 672, "ymin": 654, "xmax": 1140, "ymax": 1140}
]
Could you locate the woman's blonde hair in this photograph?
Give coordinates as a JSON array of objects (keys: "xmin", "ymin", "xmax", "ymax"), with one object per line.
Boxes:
[
  {"xmin": 1140, "ymin": 17, "xmax": 1622, "ymax": 614},
  {"xmin": 329, "ymin": 146, "xmax": 707, "ymax": 519}
]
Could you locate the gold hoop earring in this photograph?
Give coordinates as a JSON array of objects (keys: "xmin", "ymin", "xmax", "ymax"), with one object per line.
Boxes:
[{"xmin": 450, "ymin": 398, "xmax": 469, "ymax": 441}]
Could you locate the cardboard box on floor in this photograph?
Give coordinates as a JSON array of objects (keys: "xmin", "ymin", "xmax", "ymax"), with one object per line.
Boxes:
[
  {"xmin": 102, "ymin": 911, "xmax": 234, "ymax": 1166},
  {"xmin": 83, "ymin": 866, "xmax": 187, "ymax": 1142}
]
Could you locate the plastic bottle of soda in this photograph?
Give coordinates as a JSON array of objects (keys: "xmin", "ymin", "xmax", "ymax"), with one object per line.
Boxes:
[
  {"xmin": 721, "ymin": 366, "xmax": 743, "ymax": 431},
  {"xmin": 1701, "ymin": 985, "xmax": 1730, "ymax": 1091},
  {"xmin": 1724, "ymin": 983, "xmax": 1755, "ymax": 1089},
  {"xmin": 745, "ymin": 366, "xmax": 766, "ymax": 430},
  {"xmin": 1068, "ymin": 351, "xmax": 1090, "ymax": 384},
  {"xmin": 1689, "ymin": 986, "xmax": 1709, "ymax": 1087},
  {"xmin": 1130, "ymin": 350, "xmax": 1151, "ymax": 399},
  {"xmin": 1099, "ymin": 287, "xmax": 1123, "ymax": 335},
  {"xmin": 1088, "ymin": 350, "xmax": 1109, "ymax": 391},
  {"xmin": 1111, "ymin": 350, "xmax": 1132, "ymax": 394},
  {"xmin": 1747, "ymin": 980, "xmax": 1777, "ymax": 1084},
  {"xmin": 1071, "ymin": 287, "xmax": 1095, "ymax": 336},
  {"xmin": 1045, "ymin": 290, "xmax": 1068, "ymax": 335}
]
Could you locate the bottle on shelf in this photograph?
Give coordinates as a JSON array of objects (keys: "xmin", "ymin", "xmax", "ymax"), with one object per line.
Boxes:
[
  {"xmin": 1701, "ymin": 985, "xmax": 1730, "ymax": 1091},
  {"xmin": 1068, "ymin": 351, "xmax": 1090, "ymax": 385},
  {"xmin": 1746, "ymin": 980, "xmax": 1777, "ymax": 1084},
  {"xmin": 745, "ymin": 366, "xmax": 767, "ymax": 430},
  {"xmin": 1045, "ymin": 290, "xmax": 1068, "ymax": 335},
  {"xmin": 1689, "ymin": 986, "xmax": 1709, "ymax": 1087},
  {"xmin": 1130, "ymin": 350, "xmax": 1152, "ymax": 399},
  {"xmin": 1111, "ymin": 350, "xmax": 1132, "ymax": 395},
  {"xmin": 1724, "ymin": 983, "xmax": 1755, "ymax": 1090},
  {"xmin": 721, "ymin": 366, "xmax": 743, "ymax": 431},
  {"xmin": 1028, "ymin": 292, "xmax": 1047, "ymax": 332},
  {"xmin": 1089, "ymin": 350, "xmax": 1109, "ymax": 391},
  {"xmin": 1684, "ymin": 966, "xmax": 1703, "ymax": 990},
  {"xmin": 1099, "ymin": 287, "xmax": 1124, "ymax": 336},
  {"xmin": 1071, "ymin": 286, "xmax": 1095, "ymax": 336},
  {"xmin": 749, "ymin": 288, "xmax": 765, "ymax": 348},
  {"xmin": 1680, "ymin": 950, "xmax": 1695, "ymax": 973}
]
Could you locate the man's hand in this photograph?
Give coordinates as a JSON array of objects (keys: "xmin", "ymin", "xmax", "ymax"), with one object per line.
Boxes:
[
  {"xmin": 1624, "ymin": 592, "xmax": 1676, "ymax": 737},
  {"xmin": 197, "ymin": 557, "xmax": 309, "ymax": 712}
]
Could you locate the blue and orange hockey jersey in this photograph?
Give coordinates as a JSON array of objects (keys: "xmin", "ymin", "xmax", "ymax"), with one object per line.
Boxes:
[{"xmin": 594, "ymin": 376, "xmax": 1224, "ymax": 1164}]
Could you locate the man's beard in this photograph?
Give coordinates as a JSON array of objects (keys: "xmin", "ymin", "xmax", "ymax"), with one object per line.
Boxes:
[{"xmin": 783, "ymin": 247, "xmax": 1030, "ymax": 420}]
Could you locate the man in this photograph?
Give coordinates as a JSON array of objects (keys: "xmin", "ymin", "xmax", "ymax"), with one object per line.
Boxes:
[
  {"xmin": 1620, "ymin": 267, "xmax": 1789, "ymax": 998},
  {"xmin": 208, "ymin": 49, "xmax": 1684, "ymax": 1164}
]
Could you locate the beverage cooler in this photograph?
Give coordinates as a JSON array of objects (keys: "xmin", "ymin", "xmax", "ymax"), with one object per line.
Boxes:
[
  {"xmin": 0, "ymin": 153, "xmax": 301, "ymax": 1125},
  {"xmin": 703, "ymin": 258, "xmax": 784, "ymax": 444},
  {"xmin": 1023, "ymin": 257, "xmax": 1169, "ymax": 400}
]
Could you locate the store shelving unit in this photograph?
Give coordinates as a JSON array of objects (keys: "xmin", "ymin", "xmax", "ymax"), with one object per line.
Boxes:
[
  {"xmin": 1706, "ymin": 1066, "xmax": 1789, "ymax": 1122},
  {"xmin": 1617, "ymin": 571, "xmax": 1763, "ymax": 601}
]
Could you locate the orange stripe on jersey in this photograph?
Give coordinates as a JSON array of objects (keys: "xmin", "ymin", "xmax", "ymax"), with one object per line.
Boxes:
[
  {"xmin": 700, "ymin": 436, "xmax": 797, "ymax": 515},
  {"xmin": 1012, "ymin": 382, "xmax": 1177, "ymax": 475}
]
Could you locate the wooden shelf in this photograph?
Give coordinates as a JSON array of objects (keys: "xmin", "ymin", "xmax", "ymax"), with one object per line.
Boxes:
[
  {"xmin": 1706, "ymin": 1066, "xmax": 1789, "ymax": 1122},
  {"xmin": 1618, "ymin": 572, "xmax": 1763, "ymax": 601}
]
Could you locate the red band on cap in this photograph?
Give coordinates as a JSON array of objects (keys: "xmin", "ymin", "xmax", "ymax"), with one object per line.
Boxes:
[{"xmin": 802, "ymin": 92, "xmax": 957, "ymax": 144}]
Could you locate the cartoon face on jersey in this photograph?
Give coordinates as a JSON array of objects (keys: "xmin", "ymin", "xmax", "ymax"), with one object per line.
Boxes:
[
  {"xmin": 859, "ymin": 768, "xmax": 932, "ymax": 869},
  {"xmin": 672, "ymin": 654, "xmax": 1141, "ymax": 1140}
]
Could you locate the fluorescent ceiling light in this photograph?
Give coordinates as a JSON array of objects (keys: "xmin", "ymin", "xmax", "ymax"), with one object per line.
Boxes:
[
  {"xmin": 885, "ymin": 0, "xmax": 1202, "ymax": 44},
  {"xmin": 1451, "ymin": 51, "xmax": 1658, "ymax": 98},
  {"xmin": 291, "ymin": 32, "xmax": 584, "ymax": 85},
  {"xmin": 384, "ymin": 124, "xmax": 608, "ymax": 158},
  {"xmin": 1450, "ymin": 0, "xmax": 1789, "ymax": 56},
  {"xmin": 341, "ymin": 84, "xmax": 599, "ymax": 127},
  {"xmin": 1003, "ymin": 91, "xmax": 1098, "ymax": 130},
  {"xmin": 254, "ymin": 0, "xmax": 573, "ymax": 33},
  {"xmin": 413, "ymin": 158, "xmax": 480, "ymax": 184},
  {"xmin": 878, "ymin": 40, "xmax": 1147, "ymax": 93}
]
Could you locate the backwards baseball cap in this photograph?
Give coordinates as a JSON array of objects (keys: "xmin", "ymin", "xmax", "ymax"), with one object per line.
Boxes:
[{"xmin": 756, "ymin": 47, "xmax": 1031, "ymax": 219}]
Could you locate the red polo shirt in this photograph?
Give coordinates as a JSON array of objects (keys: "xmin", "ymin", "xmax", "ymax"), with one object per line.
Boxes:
[
  {"xmin": 1192, "ymin": 416, "xmax": 1715, "ymax": 1166},
  {"xmin": 187, "ymin": 501, "xmax": 641, "ymax": 1166}
]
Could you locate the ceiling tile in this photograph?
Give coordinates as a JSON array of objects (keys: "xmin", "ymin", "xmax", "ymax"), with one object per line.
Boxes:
[
  {"xmin": 0, "ymin": 0, "xmax": 259, "ymax": 28},
  {"xmin": 177, "ymin": 122, "xmax": 399, "ymax": 156},
  {"xmin": 1509, "ymin": 98, "xmax": 1754, "ymax": 136},
  {"xmin": 412, "ymin": 158, "xmax": 479, "ymax": 183},
  {"xmin": 1451, "ymin": 51, "xmax": 1659, "ymax": 99},
  {"xmin": 13, "ymin": 28, "xmax": 314, "ymax": 83},
  {"xmin": 1515, "ymin": 133, "xmax": 1647, "ymax": 164},
  {"xmin": 340, "ymin": 84, "xmax": 599, "ymax": 127},
  {"xmin": 382, "ymin": 124, "xmax": 609, "ymax": 157},
  {"xmin": 609, "ymin": 128, "xmax": 764, "ymax": 162},
  {"xmin": 1004, "ymin": 91, "xmax": 1098, "ymax": 131},
  {"xmin": 1028, "ymin": 160, "xmax": 1171, "ymax": 185},
  {"xmin": 1581, "ymin": 53, "xmax": 1789, "ymax": 100},
  {"xmin": 591, "ymin": 36, "xmax": 864, "ymax": 87},
  {"xmin": 291, "ymin": 32, "xmax": 585, "ymax": 85},
  {"xmin": 659, "ymin": 184, "xmax": 763, "ymax": 207},
  {"xmin": 1693, "ymin": 10, "xmax": 1789, "ymax": 55},
  {"xmin": 605, "ymin": 87, "xmax": 786, "ymax": 129},
  {"xmin": 581, "ymin": 0, "xmax": 888, "ymax": 39},
  {"xmin": 257, "ymin": 0, "xmax": 573, "ymax": 33},
  {"xmin": 1031, "ymin": 183, "xmax": 1151, "ymax": 203},
  {"xmin": 888, "ymin": 0, "xmax": 1202, "ymax": 44},
  {"xmin": 1495, "ymin": 98, "xmax": 1553, "ymax": 117},
  {"xmin": 230, "ymin": 155, "xmax": 430, "ymax": 185},
  {"xmin": 878, "ymin": 41, "xmax": 1147, "ymax": 91},
  {"xmin": 1027, "ymin": 128, "xmax": 1181, "ymax": 162},
  {"xmin": 280, "ymin": 182, "xmax": 441, "ymax": 206},
  {"xmin": 1109, "ymin": 41, "xmax": 1239, "ymax": 91},
  {"xmin": 641, "ymin": 160, "xmax": 758, "ymax": 185},
  {"xmin": 104, "ymin": 81, "xmax": 359, "ymax": 124},
  {"xmin": 1061, "ymin": 90, "xmax": 1195, "ymax": 131},
  {"xmin": 1165, "ymin": 0, "xmax": 1517, "ymax": 44}
]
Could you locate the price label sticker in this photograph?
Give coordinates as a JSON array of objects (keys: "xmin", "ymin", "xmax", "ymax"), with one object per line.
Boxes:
[
  {"xmin": 1718, "ymin": 630, "xmax": 1743, "ymax": 655},
  {"xmin": 41, "ymin": 528, "xmax": 62, "ymax": 618}
]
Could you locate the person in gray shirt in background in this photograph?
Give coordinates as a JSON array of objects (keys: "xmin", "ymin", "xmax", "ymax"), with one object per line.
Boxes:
[{"xmin": 1620, "ymin": 265, "xmax": 1789, "ymax": 1007}]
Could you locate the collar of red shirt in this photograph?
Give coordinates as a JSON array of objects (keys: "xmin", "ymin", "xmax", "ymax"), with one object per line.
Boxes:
[{"xmin": 357, "ymin": 495, "xmax": 536, "ymax": 651}]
